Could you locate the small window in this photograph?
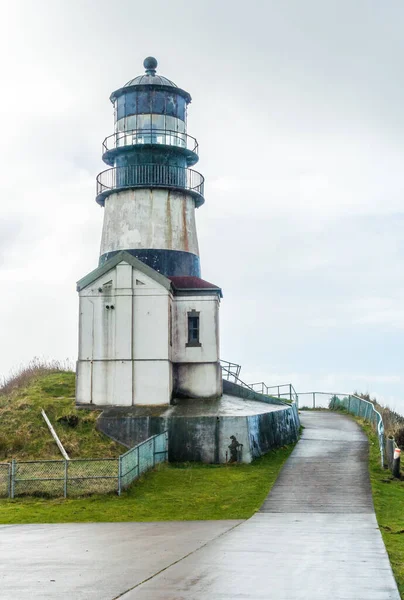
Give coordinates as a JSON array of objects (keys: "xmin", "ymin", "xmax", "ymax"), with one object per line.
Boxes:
[{"xmin": 186, "ymin": 310, "xmax": 201, "ymax": 347}]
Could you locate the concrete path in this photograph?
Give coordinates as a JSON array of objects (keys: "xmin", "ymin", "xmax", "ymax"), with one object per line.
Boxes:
[
  {"xmin": 120, "ymin": 412, "xmax": 400, "ymax": 599},
  {"xmin": 0, "ymin": 412, "xmax": 400, "ymax": 599},
  {"xmin": 0, "ymin": 520, "xmax": 242, "ymax": 599}
]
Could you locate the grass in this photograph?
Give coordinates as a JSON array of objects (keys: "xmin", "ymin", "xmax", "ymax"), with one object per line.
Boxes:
[
  {"xmin": 332, "ymin": 408, "xmax": 404, "ymax": 598},
  {"xmin": 0, "ymin": 370, "xmax": 125, "ymax": 460},
  {"xmin": 0, "ymin": 444, "xmax": 295, "ymax": 524},
  {"xmin": 360, "ymin": 419, "xmax": 404, "ymax": 598}
]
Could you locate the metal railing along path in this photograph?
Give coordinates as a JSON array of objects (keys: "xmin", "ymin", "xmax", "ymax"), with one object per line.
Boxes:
[
  {"xmin": 220, "ymin": 360, "xmax": 298, "ymax": 407},
  {"xmin": 249, "ymin": 382, "xmax": 298, "ymax": 404},
  {"xmin": 220, "ymin": 359, "xmax": 242, "ymax": 381}
]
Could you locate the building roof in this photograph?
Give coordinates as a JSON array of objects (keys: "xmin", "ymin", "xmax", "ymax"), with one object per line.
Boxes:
[
  {"xmin": 124, "ymin": 56, "xmax": 177, "ymax": 88},
  {"xmin": 110, "ymin": 57, "xmax": 191, "ymax": 103},
  {"xmin": 76, "ymin": 251, "xmax": 171, "ymax": 292},
  {"xmin": 169, "ymin": 276, "xmax": 223, "ymax": 298},
  {"xmin": 77, "ymin": 251, "xmax": 222, "ymax": 298},
  {"xmin": 124, "ymin": 74, "xmax": 177, "ymax": 88}
]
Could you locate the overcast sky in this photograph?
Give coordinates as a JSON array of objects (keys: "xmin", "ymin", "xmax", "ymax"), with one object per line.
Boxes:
[{"xmin": 1, "ymin": 0, "xmax": 404, "ymax": 412}]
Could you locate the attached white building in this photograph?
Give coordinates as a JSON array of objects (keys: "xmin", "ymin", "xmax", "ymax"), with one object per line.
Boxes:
[{"xmin": 76, "ymin": 252, "xmax": 222, "ymax": 406}]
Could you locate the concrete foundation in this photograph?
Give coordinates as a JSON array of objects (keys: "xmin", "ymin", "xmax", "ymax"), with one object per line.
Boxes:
[{"xmin": 96, "ymin": 392, "xmax": 300, "ymax": 463}]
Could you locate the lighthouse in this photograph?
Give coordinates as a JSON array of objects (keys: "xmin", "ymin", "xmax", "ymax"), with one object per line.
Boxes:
[{"xmin": 76, "ymin": 58, "xmax": 222, "ymax": 406}]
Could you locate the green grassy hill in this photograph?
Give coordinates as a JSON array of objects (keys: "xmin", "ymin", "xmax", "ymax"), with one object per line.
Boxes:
[{"xmin": 0, "ymin": 371, "xmax": 125, "ymax": 460}]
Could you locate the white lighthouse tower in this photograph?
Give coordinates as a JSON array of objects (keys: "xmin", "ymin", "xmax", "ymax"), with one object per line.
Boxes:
[{"xmin": 76, "ymin": 57, "xmax": 222, "ymax": 407}]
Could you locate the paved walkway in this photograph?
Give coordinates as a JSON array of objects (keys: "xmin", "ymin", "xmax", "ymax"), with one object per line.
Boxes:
[
  {"xmin": 121, "ymin": 412, "xmax": 400, "ymax": 599},
  {"xmin": 0, "ymin": 412, "xmax": 400, "ymax": 599}
]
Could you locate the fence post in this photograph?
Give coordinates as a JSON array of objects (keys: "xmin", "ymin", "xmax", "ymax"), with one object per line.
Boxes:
[
  {"xmin": 10, "ymin": 459, "xmax": 15, "ymax": 499},
  {"xmin": 64, "ymin": 460, "xmax": 68, "ymax": 499},
  {"xmin": 137, "ymin": 445, "xmax": 140, "ymax": 478},
  {"xmin": 313, "ymin": 392, "xmax": 316, "ymax": 409},
  {"xmin": 7, "ymin": 463, "xmax": 11, "ymax": 499},
  {"xmin": 153, "ymin": 436, "xmax": 156, "ymax": 467},
  {"xmin": 118, "ymin": 456, "xmax": 122, "ymax": 496},
  {"xmin": 348, "ymin": 395, "xmax": 351, "ymax": 413}
]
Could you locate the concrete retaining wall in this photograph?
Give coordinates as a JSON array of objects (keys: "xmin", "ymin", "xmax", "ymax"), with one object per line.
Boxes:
[{"xmin": 97, "ymin": 382, "xmax": 300, "ymax": 463}]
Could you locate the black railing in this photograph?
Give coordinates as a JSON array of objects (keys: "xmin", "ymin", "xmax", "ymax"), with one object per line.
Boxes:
[
  {"xmin": 102, "ymin": 129, "xmax": 198, "ymax": 156},
  {"xmin": 96, "ymin": 164, "xmax": 204, "ymax": 203}
]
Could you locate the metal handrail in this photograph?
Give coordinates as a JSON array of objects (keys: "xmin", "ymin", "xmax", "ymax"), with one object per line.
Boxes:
[
  {"xmin": 96, "ymin": 164, "xmax": 204, "ymax": 200},
  {"xmin": 102, "ymin": 128, "xmax": 199, "ymax": 155},
  {"xmin": 220, "ymin": 359, "xmax": 241, "ymax": 380},
  {"xmin": 249, "ymin": 382, "xmax": 298, "ymax": 403}
]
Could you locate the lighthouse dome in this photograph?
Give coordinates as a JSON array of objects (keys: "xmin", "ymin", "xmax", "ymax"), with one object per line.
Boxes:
[
  {"xmin": 110, "ymin": 57, "xmax": 191, "ymax": 104},
  {"xmin": 124, "ymin": 57, "xmax": 177, "ymax": 88}
]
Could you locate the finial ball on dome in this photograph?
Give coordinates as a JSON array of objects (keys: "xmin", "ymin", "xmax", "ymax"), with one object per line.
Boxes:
[{"xmin": 144, "ymin": 56, "xmax": 158, "ymax": 71}]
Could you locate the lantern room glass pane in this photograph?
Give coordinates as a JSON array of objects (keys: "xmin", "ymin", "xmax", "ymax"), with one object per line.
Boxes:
[
  {"xmin": 152, "ymin": 91, "xmax": 166, "ymax": 114},
  {"xmin": 165, "ymin": 115, "xmax": 176, "ymax": 132},
  {"xmin": 177, "ymin": 96, "xmax": 186, "ymax": 121},
  {"xmin": 137, "ymin": 91, "xmax": 151, "ymax": 114},
  {"xmin": 151, "ymin": 114, "xmax": 165, "ymax": 130},
  {"xmin": 166, "ymin": 93, "xmax": 176, "ymax": 117},
  {"xmin": 137, "ymin": 114, "xmax": 152, "ymax": 130},
  {"xmin": 116, "ymin": 117, "xmax": 125, "ymax": 132},
  {"xmin": 117, "ymin": 96, "xmax": 126, "ymax": 120},
  {"xmin": 125, "ymin": 92, "xmax": 137, "ymax": 116}
]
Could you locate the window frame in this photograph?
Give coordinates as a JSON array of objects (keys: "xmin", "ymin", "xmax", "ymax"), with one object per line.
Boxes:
[{"xmin": 186, "ymin": 310, "xmax": 201, "ymax": 347}]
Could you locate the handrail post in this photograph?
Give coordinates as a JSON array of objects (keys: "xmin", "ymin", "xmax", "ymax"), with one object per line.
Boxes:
[{"xmin": 313, "ymin": 392, "xmax": 315, "ymax": 409}]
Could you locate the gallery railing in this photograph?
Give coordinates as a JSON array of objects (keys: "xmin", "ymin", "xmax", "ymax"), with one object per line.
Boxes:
[
  {"xmin": 102, "ymin": 128, "xmax": 199, "ymax": 155},
  {"xmin": 96, "ymin": 164, "xmax": 204, "ymax": 203}
]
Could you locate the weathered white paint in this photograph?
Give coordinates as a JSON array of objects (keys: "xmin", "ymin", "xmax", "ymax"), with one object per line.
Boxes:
[
  {"xmin": 172, "ymin": 296, "xmax": 220, "ymax": 363},
  {"xmin": 172, "ymin": 294, "xmax": 222, "ymax": 398},
  {"xmin": 77, "ymin": 256, "xmax": 221, "ymax": 406},
  {"xmin": 175, "ymin": 363, "xmax": 222, "ymax": 399},
  {"xmin": 100, "ymin": 189, "xmax": 199, "ymax": 256}
]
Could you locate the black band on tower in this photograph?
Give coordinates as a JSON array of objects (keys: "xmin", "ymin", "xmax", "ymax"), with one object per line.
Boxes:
[{"xmin": 99, "ymin": 249, "xmax": 201, "ymax": 277}]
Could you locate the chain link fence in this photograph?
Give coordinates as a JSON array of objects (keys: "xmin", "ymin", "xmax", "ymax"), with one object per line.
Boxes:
[
  {"xmin": 0, "ymin": 431, "xmax": 168, "ymax": 499},
  {"xmin": 0, "ymin": 463, "xmax": 10, "ymax": 497},
  {"xmin": 119, "ymin": 432, "xmax": 168, "ymax": 494}
]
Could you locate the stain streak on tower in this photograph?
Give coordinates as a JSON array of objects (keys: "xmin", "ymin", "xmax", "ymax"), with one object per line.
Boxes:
[{"xmin": 97, "ymin": 57, "xmax": 204, "ymax": 277}]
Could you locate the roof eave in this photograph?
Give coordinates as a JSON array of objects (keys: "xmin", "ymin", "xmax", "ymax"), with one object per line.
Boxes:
[
  {"xmin": 76, "ymin": 251, "xmax": 172, "ymax": 292},
  {"xmin": 171, "ymin": 287, "xmax": 223, "ymax": 298},
  {"xmin": 109, "ymin": 84, "xmax": 192, "ymax": 104}
]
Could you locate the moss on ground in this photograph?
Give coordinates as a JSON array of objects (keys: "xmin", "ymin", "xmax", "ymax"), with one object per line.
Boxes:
[
  {"xmin": 0, "ymin": 371, "xmax": 125, "ymax": 460},
  {"xmin": 0, "ymin": 443, "xmax": 295, "ymax": 524}
]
